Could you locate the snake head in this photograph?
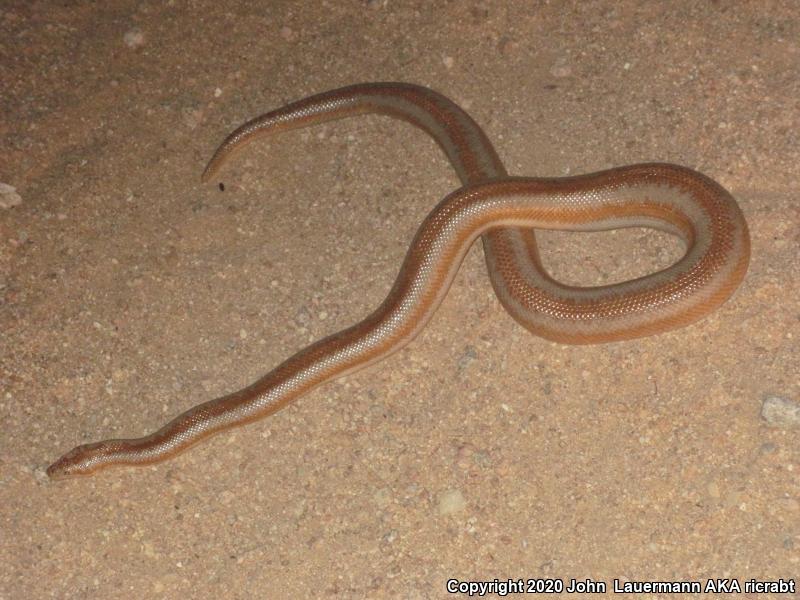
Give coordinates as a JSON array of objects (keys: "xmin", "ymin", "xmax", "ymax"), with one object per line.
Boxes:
[{"xmin": 46, "ymin": 441, "xmax": 123, "ymax": 479}]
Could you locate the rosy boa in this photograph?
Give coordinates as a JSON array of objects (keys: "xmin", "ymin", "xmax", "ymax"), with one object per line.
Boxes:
[{"xmin": 48, "ymin": 83, "xmax": 749, "ymax": 478}]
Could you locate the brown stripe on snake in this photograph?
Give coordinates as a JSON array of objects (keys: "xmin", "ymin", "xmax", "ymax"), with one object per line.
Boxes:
[{"xmin": 47, "ymin": 83, "xmax": 749, "ymax": 478}]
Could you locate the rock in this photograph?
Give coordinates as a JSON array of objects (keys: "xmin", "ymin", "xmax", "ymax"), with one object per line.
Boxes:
[
  {"xmin": 761, "ymin": 395, "xmax": 800, "ymax": 428},
  {"xmin": 0, "ymin": 182, "xmax": 22, "ymax": 209},
  {"xmin": 437, "ymin": 489, "xmax": 466, "ymax": 515}
]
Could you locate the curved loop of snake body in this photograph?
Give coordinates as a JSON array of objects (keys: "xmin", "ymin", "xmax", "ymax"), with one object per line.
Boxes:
[{"xmin": 47, "ymin": 83, "xmax": 750, "ymax": 478}]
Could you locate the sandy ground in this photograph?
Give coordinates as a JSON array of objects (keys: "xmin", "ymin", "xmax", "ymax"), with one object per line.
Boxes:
[{"xmin": 2, "ymin": 1, "xmax": 799, "ymax": 598}]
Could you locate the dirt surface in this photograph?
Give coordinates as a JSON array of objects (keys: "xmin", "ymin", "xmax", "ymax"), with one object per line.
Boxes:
[{"xmin": 2, "ymin": 1, "xmax": 798, "ymax": 598}]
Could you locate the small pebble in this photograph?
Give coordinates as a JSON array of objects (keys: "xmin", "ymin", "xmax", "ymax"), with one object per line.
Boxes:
[
  {"xmin": 0, "ymin": 182, "xmax": 22, "ymax": 209},
  {"xmin": 123, "ymin": 28, "xmax": 145, "ymax": 48},
  {"xmin": 437, "ymin": 489, "xmax": 466, "ymax": 515},
  {"xmin": 457, "ymin": 345, "xmax": 478, "ymax": 372},
  {"xmin": 382, "ymin": 529, "xmax": 397, "ymax": 544},
  {"xmin": 294, "ymin": 306, "xmax": 311, "ymax": 326},
  {"xmin": 761, "ymin": 395, "xmax": 800, "ymax": 428},
  {"xmin": 280, "ymin": 26, "xmax": 295, "ymax": 41},
  {"xmin": 550, "ymin": 57, "xmax": 572, "ymax": 78}
]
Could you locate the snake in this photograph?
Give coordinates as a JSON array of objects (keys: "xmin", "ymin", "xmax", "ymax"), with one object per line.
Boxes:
[{"xmin": 47, "ymin": 83, "xmax": 750, "ymax": 479}]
